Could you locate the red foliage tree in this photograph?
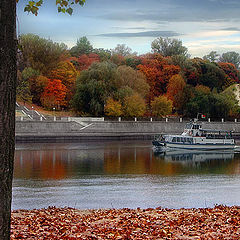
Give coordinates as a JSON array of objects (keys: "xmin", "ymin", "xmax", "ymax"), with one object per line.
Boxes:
[
  {"xmin": 68, "ymin": 53, "xmax": 100, "ymax": 71},
  {"xmin": 137, "ymin": 53, "xmax": 180, "ymax": 104},
  {"xmin": 40, "ymin": 79, "xmax": 67, "ymax": 109},
  {"xmin": 217, "ymin": 62, "xmax": 240, "ymax": 87}
]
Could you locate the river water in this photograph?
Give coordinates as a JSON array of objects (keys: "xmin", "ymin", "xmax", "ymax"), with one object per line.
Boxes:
[{"xmin": 13, "ymin": 140, "xmax": 240, "ymax": 210}]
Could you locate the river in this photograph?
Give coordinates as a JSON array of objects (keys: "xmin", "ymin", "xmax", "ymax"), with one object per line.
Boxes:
[{"xmin": 13, "ymin": 140, "xmax": 240, "ymax": 210}]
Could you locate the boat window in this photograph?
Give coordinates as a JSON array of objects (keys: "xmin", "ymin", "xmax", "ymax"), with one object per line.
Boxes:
[
  {"xmin": 172, "ymin": 137, "xmax": 176, "ymax": 142},
  {"xmin": 185, "ymin": 123, "xmax": 192, "ymax": 129},
  {"xmin": 177, "ymin": 137, "xmax": 180, "ymax": 142}
]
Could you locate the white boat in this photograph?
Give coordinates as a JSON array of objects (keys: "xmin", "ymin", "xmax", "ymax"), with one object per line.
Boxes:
[{"xmin": 152, "ymin": 118, "xmax": 235, "ymax": 150}]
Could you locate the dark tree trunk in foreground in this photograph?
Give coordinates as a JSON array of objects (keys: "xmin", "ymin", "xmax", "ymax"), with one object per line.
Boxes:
[{"xmin": 0, "ymin": 0, "xmax": 17, "ymax": 239}]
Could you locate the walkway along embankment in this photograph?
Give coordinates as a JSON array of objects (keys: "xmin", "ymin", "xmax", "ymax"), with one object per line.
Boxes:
[{"xmin": 15, "ymin": 119, "xmax": 240, "ymax": 142}]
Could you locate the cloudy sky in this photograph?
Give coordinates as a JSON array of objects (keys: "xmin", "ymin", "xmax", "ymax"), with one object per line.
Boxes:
[{"xmin": 17, "ymin": 0, "xmax": 240, "ymax": 57}]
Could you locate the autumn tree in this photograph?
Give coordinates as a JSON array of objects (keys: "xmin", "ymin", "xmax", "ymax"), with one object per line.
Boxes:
[
  {"xmin": 217, "ymin": 62, "xmax": 240, "ymax": 87},
  {"xmin": 123, "ymin": 94, "xmax": 146, "ymax": 117},
  {"xmin": 151, "ymin": 95, "xmax": 173, "ymax": 117},
  {"xmin": 49, "ymin": 61, "xmax": 78, "ymax": 105},
  {"xmin": 0, "ymin": 1, "xmax": 86, "ymax": 239},
  {"xmin": 166, "ymin": 74, "xmax": 186, "ymax": 113},
  {"xmin": 74, "ymin": 53, "xmax": 100, "ymax": 71},
  {"xmin": 138, "ymin": 53, "xmax": 180, "ymax": 104},
  {"xmin": 166, "ymin": 74, "xmax": 186, "ymax": 101},
  {"xmin": 104, "ymin": 98, "xmax": 122, "ymax": 116},
  {"xmin": 41, "ymin": 79, "xmax": 67, "ymax": 110},
  {"xmin": 195, "ymin": 85, "xmax": 211, "ymax": 95},
  {"xmin": 151, "ymin": 37, "xmax": 189, "ymax": 57},
  {"xmin": 110, "ymin": 54, "xmax": 126, "ymax": 66}
]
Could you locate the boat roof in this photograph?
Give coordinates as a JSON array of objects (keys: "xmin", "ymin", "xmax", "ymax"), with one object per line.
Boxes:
[{"xmin": 199, "ymin": 129, "xmax": 233, "ymax": 133}]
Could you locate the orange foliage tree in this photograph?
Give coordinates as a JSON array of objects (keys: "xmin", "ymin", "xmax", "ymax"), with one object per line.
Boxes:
[
  {"xmin": 41, "ymin": 79, "xmax": 67, "ymax": 109},
  {"xmin": 138, "ymin": 53, "xmax": 180, "ymax": 104},
  {"xmin": 49, "ymin": 61, "xmax": 77, "ymax": 104},
  {"xmin": 104, "ymin": 98, "xmax": 122, "ymax": 116},
  {"xmin": 166, "ymin": 74, "xmax": 186, "ymax": 111},
  {"xmin": 167, "ymin": 74, "xmax": 186, "ymax": 101}
]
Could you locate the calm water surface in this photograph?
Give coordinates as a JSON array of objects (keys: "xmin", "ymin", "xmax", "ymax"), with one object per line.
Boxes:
[{"xmin": 13, "ymin": 140, "xmax": 240, "ymax": 210}]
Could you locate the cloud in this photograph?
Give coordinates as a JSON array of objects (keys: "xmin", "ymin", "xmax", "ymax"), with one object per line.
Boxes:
[
  {"xmin": 96, "ymin": 30, "xmax": 181, "ymax": 38},
  {"xmin": 95, "ymin": 0, "xmax": 240, "ymax": 24},
  {"xmin": 221, "ymin": 27, "xmax": 240, "ymax": 32}
]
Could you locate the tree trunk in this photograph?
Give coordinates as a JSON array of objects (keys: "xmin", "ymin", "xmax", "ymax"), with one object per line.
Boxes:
[{"xmin": 0, "ymin": 0, "xmax": 17, "ymax": 239}]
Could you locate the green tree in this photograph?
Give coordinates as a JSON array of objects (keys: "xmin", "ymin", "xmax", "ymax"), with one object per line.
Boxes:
[
  {"xmin": 220, "ymin": 51, "xmax": 240, "ymax": 69},
  {"xmin": 203, "ymin": 51, "xmax": 220, "ymax": 62},
  {"xmin": 151, "ymin": 95, "xmax": 172, "ymax": 117},
  {"xmin": 199, "ymin": 62, "xmax": 226, "ymax": 90},
  {"xmin": 115, "ymin": 86, "xmax": 134, "ymax": 104},
  {"xmin": 19, "ymin": 34, "xmax": 68, "ymax": 74},
  {"xmin": 116, "ymin": 65, "xmax": 149, "ymax": 98},
  {"xmin": 123, "ymin": 94, "xmax": 146, "ymax": 117},
  {"xmin": 151, "ymin": 37, "xmax": 189, "ymax": 57},
  {"xmin": 72, "ymin": 62, "xmax": 119, "ymax": 116},
  {"xmin": 70, "ymin": 36, "xmax": 93, "ymax": 57},
  {"xmin": 185, "ymin": 90, "xmax": 236, "ymax": 118},
  {"xmin": 16, "ymin": 71, "xmax": 32, "ymax": 104},
  {"xmin": 1, "ymin": 1, "xmax": 85, "ymax": 239},
  {"xmin": 93, "ymin": 48, "xmax": 111, "ymax": 61}
]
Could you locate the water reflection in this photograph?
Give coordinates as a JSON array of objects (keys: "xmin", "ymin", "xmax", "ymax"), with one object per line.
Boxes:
[
  {"xmin": 14, "ymin": 142, "xmax": 240, "ymax": 179},
  {"xmin": 13, "ymin": 141, "xmax": 240, "ymax": 210}
]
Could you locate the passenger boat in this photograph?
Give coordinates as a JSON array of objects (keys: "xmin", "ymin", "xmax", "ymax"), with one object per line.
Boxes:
[{"xmin": 152, "ymin": 118, "xmax": 235, "ymax": 150}]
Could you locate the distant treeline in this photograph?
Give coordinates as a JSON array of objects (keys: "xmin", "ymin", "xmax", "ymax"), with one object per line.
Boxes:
[{"xmin": 17, "ymin": 34, "xmax": 240, "ymax": 118}]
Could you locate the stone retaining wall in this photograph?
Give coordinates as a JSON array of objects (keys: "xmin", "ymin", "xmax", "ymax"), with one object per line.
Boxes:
[{"xmin": 15, "ymin": 120, "xmax": 240, "ymax": 142}]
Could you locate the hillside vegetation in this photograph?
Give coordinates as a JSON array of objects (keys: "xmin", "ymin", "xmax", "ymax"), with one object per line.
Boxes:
[{"xmin": 17, "ymin": 34, "xmax": 240, "ymax": 118}]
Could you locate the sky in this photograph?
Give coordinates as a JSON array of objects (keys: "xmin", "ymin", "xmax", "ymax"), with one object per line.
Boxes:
[{"xmin": 17, "ymin": 0, "xmax": 240, "ymax": 57}]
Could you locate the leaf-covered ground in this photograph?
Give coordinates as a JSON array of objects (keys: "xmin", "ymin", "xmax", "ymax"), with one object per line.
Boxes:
[{"xmin": 11, "ymin": 205, "xmax": 240, "ymax": 239}]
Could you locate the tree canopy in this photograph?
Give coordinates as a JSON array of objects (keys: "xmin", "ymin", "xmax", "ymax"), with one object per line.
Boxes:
[{"xmin": 151, "ymin": 37, "xmax": 189, "ymax": 57}]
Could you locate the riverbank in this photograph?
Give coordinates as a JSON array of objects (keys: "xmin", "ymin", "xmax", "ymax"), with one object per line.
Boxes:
[
  {"xmin": 15, "ymin": 120, "xmax": 240, "ymax": 142},
  {"xmin": 11, "ymin": 205, "xmax": 240, "ymax": 239}
]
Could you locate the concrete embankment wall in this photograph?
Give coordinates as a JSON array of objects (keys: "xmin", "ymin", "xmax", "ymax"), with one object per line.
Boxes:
[{"xmin": 15, "ymin": 120, "xmax": 240, "ymax": 142}]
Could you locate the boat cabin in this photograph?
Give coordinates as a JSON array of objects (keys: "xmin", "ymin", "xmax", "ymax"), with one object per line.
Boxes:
[{"xmin": 182, "ymin": 120, "xmax": 202, "ymax": 137}]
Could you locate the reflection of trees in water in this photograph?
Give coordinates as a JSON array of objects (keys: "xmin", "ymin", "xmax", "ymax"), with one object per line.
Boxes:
[
  {"xmin": 14, "ymin": 143, "xmax": 240, "ymax": 179},
  {"xmin": 14, "ymin": 148, "xmax": 104, "ymax": 179}
]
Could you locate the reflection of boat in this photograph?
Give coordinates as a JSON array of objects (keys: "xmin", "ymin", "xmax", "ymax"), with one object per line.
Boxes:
[
  {"xmin": 154, "ymin": 149, "xmax": 234, "ymax": 163},
  {"xmin": 153, "ymin": 118, "xmax": 235, "ymax": 150}
]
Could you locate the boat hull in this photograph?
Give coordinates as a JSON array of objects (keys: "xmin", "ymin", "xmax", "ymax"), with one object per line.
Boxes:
[{"xmin": 164, "ymin": 142, "xmax": 235, "ymax": 150}]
